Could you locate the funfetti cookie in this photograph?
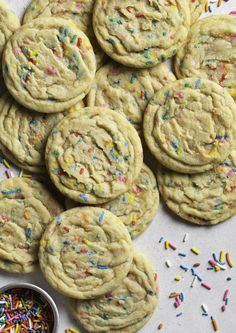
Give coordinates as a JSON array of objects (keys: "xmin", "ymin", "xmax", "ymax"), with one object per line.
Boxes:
[
  {"xmin": 46, "ymin": 107, "xmax": 143, "ymax": 204},
  {"xmin": 175, "ymin": 15, "xmax": 236, "ymax": 100},
  {"xmin": 87, "ymin": 61, "xmax": 176, "ymax": 133},
  {"xmin": 23, "ymin": 0, "xmax": 106, "ymax": 69},
  {"xmin": 0, "ymin": 93, "xmax": 84, "ymax": 173},
  {"xmin": 0, "ymin": 0, "xmax": 20, "ymax": 72},
  {"xmin": 101, "ymin": 164, "xmax": 159, "ymax": 239},
  {"xmin": 93, "ymin": 0, "xmax": 191, "ymax": 68},
  {"xmin": 190, "ymin": 0, "xmax": 207, "ymax": 23},
  {"xmin": 143, "ymin": 78, "xmax": 236, "ymax": 174},
  {"xmin": 157, "ymin": 149, "xmax": 236, "ymax": 225},
  {"xmin": 39, "ymin": 207, "xmax": 134, "ymax": 299},
  {"xmin": 71, "ymin": 250, "xmax": 158, "ymax": 332},
  {"xmin": 3, "ymin": 18, "xmax": 96, "ymax": 113},
  {"xmin": 0, "ymin": 177, "xmax": 63, "ymax": 273}
]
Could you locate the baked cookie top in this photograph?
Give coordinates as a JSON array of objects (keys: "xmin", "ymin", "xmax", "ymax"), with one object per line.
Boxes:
[
  {"xmin": 3, "ymin": 17, "xmax": 96, "ymax": 113},
  {"xmin": 175, "ymin": 15, "xmax": 236, "ymax": 100},
  {"xmin": 0, "ymin": 177, "xmax": 63, "ymax": 273},
  {"xmin": 23, "ymin": 0, "xmax": 106, "ymax": 69},
  {"xmin": 71, "ymin": 250, "xmax": 158, "ymax": 332},
  {"xmin": 101, "ymin": 164, "xmax": 159, "ymax": 239},
  {"xmin": 190, "ymin": 0, "xmax": 207, "ymax": 23},
  {"xmin": 144, "ymin": 78, "xmax": 236, "ymax": 173},
  {"xmin": 87, "ymin": 61, "xmax": 176, "ymax": 133},
  {"xmin": 46, "ymin": 107, "xmax": 143, "ymax": 204},
  {"xmin": 157, "ymin": 149, "xmax": 236, "ymax": 225},
  {"xmin": 0, "ymin": 0, "xmax": 20, "ymax": 71},
  {"xmin": 39, "ymin": 207, "xmax": 133, "ymax": 299},
  {"xmin": 93, "ymin": 0, "xmax": 190, "ymax": 68}
]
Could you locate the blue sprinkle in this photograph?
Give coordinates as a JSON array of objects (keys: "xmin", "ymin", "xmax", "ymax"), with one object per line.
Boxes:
[
  {"xmin": 180, "ymin": 265, "xmax": 188, "ymax": 272},
  {"xmin": 79, "ymin": 194, "xmax": 88, "ymax": 203},
  {"xmin": 130, "ymin": 73, "xmax": 137, "ymax": 83},
  {"xmin": 227, "ymin": 277, "xmax": 232, "ymax": 281},
  {"xmin": 159, "ymin": 236, "xmax": 164, "ymax": 243},
  {"xmin": 207, "ymin": 267, "xmax": 214, "ymax": 270},
  {"xmin": 97, "ymin": 265, "xmax": 108, "ymax": 270},
  {"xmin": 196, "ymin": 274, "xmax": 203, "ymax": 282},
  {"xmin": 164, "ymin": 90, "xmax": 169, "ymax": 97},
  {"xmin": 55, "ymin": 215, "xmax": 62, "ymax": 225},
  {"xmin": 195, "ymin": 79, "xmax": 201, "ymax": 89},
  {"xmin": 179, "ymin": 293, "xmax": 184, "ymax": 302},
  {"xmin": 63, "ymin": 240, "xmax": 70, "ymax": 245},
  {"xmin": 178, "ymin": 253, "xmax": 187, "ymax": 257},
  {"xmin": 176, "ymin": 312, "xmax": 183, "ymax": 317},
  {"xmin": 202, "ymin": 313, "xmax": 208, "ymax": 316},
  {"xmin": 191, "ymin": 268, "xmax": 195, "ymax": 276},
  {"xmin": 47, "ymin": 246, "xmax": 54, "ymax": 254},
  {"xmin": 171, "ymin": 140, "xmax": 179, "ymax": 150},
  {"xmin": 225, "ymin": 298, "xmax": 229, "ymax": 305},
  {"xmin": 98, "ymin": 211, "xmax": 105, "ymax": 224},
  {"xmin": 2, "ymin": 188, "xmax": 21, "ymax": 195},
  {"xmin": 25, "ymin": 228, "xmax": 32, "ymax": 239}
]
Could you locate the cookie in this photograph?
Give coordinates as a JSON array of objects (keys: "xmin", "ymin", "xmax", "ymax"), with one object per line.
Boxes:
[
  {"xmin": 143, "ymin": 78, "xmax": 236, "ymax": 174},
  {"xmin": 71, "ymin": 250, "xmax": 158, "ymax": 332},
  {"xmin": 93, "ymin": 0, "xmax": 190, "ymax": 68},
  {"xmin": 101, "ymin": 164, "xmax": 159, "ymax": 239},
  {"xmin": 157, "ymin": 149, "xmax": 236, "ymax": 225},
  {"xmin": 46, "ymin": 107, "xmax": 143, "ymax": 204},
  {"xmin": 0, "ymin": 177, "xmax": 63, "ymax": 273},
  {"xmin": 39, "ymin": 207, "xmax": 133, "ymax": 299},
  {"xmin": 175, "ymin": 15, "xmax": 236, "ymax": 100},
  {"xmin": 190, "ymin": 0, "xmax": 206, "ymax": 23},
  {"xmin": 87, "ymin": 61, "xmax": 176, "ymax": 132},
  {"xmin": 0, "ymin": 93, "xmax": 82, "ymax": 173},
  {"xmin": 0, "ymin": 0, "xmax": 20, "ymax": 72},
  {"xmin": 2, "ymin": 18, "xmax": 96, "ymax": 113},
  {"xmin": 23, "ymin": 0, "xmax": 106, "ymax": 69}
]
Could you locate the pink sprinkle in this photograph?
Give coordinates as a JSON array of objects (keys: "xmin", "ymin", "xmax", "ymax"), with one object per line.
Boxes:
[
  {"xmin": 5, "ymin": 169, "xmax": 14, "ymax": 178},
  {"xmin": 1, "ymin": 214, "xmax": 8, "ymax": 224},
  {"xmin": 80, "ymin": 248, "xmax": 88, "ymax": 254},
  {"xmin": 227, "ymin": 169, "xmax": 234, "ymax": 177},
  {"xmin": 174, "ymin": 301, "xmax": 180, "ymax": 308},
  {"xmin": 229, "ymin": 35, "xmax": 236, "ymax": 42},
  {"xmin": 45, "ymin": 66, "xmax": 57, "ymax": 76},
  {"xmin": 201, "ymin": 282, "xmax": 211, "ymax": 290},
  {"xmin": 76, "ymin": 2, "xmax": 83, "ymax": 8},
  {"xmin": 132, "ymin": 185, "xmax": 142, "ymax": 196},
  {"xmin": 223, "ymin": 289, "xmax": 229, "ymax": 302},
  {"xmin": 209, "ymin": 259, "xmax": 218, "ymax": 267},
  {"xmin": 229, "ymin": 11, "xmax": 236, "ymax": 15},
  {"xmin": 177, "ymin": 91, "xmax": 185, "ymax": 98},
  {"xmin": 13, "ymin": 47, "xmax": 22, "ymax": 57},
  {"xmin": 105, "ymin": 291, "xmax": 114, "ymax": 298},
  {"xmin": 118, "ymin": 175, "xmax": 127, "ymax": 183},
  {"xmin": 169, "ymin": 242, "xmax": 177, "ymax": 250}
]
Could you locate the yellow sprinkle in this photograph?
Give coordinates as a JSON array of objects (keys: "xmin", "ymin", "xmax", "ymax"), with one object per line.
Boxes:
[
  {"xmin": 169, "ymin": 293, "xmax": 180, "ymax": 299},
  {"xmin": 83, "ymin": 239, "xmax": 90, "ymax": 246},
  {"xmin": 40, "ymin": 240, "xmax": 46, "ymax": 247},
  {"xmin": 165, "ymin": 240, "xmax": 169, "ymax": 250},
  {"xmin": 228, "ymin": 89, "xmax": 236, "ymax": 98},
  {"xmin": 29, "ymin": 49, "xmax": 39, "ymax": 57},
  {"xmin": 65, "ymin": 329, "xmax": 81, "ymax": 333},
  {"xmin": 212, "ymin": 319, "xmax": 219, "ymax": 332},
  {"xmin": 191, "ymin": 247, "xmax": 201, "ymax": 255},
  {"xmin": 175, "ymin": 276, "xmax": 182, "ymax": 281},
  {"xmin": 158, "ymin": 323, "xmax": 164, "ymax": 330},
  {"xmin": 3, "ymin": 159, "xmax": 10, "ymax": 169},
  {"xmin": 205, "ymin": 0, "xmax": 209, "ymax": 12},
  {"xmin": 219, "ymin": 250, "xmax": 225, "ymax": 263},
  {"xmin": 68, "ymin": 106, "xmax": 76, "ymax": 113},
  {"xmin": 215, "ymin": 265, "xmax": 220, "ymax": 272},
  {"xmin": 22, "ymin": 174, "xmax": 33, "ymax": 179}
]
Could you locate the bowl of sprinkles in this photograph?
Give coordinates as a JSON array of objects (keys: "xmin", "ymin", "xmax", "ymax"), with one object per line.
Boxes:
[{"xmin": 0, "ymin": 283, "xmax": 59, "ymax": 333}]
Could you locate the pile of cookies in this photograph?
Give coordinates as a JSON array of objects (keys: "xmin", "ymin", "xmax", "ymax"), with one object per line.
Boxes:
[{"xmin": 0, "ymin": 0, "xmax": 235, "ymax": 332}]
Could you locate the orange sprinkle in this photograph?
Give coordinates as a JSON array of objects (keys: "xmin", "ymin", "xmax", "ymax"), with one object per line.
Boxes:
[
  {"xmin": 205, "ymin": 0, "xmax": 208, "ymax": 12},
  {"xmin": 226, "ymin": 252, "xmax": 234, "ymax": 268},
  {"xmin": 158, "ymin": 323, "xmax": 164, "ymax": 330}
]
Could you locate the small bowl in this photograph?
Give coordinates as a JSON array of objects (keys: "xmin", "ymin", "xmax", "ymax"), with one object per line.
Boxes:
[{"xmin": 0, "ymin": 283, "xmax": 59, "ymax": 333}]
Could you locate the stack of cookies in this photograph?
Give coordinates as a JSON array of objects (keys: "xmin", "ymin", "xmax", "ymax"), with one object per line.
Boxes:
[{"xmin": 0, "ymin": 0, "xmax": 235, "ymax": 332}]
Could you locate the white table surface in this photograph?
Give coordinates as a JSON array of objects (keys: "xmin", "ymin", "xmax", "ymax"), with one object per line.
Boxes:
[{"xmin": 1, "ymin": 1, "xmax": 236, "ymax": 332}]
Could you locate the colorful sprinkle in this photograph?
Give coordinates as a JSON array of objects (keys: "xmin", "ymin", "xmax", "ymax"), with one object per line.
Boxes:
[
  {"xmin": 226, "ymin": 252, "xmax": 234, "ymax": 268},
  {"xmin": 191, "ymin": 247, "xmax": 201, "ymax": 255},
  {"xmin": 201, "ymin": 282, "xmax": 212, "ymax": 290}
]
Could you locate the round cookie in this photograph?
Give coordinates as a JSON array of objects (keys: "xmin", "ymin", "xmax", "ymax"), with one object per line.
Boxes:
[
  {"xmin": 71, "ymin": 250, "xmax": 158, "ymax": 332},
  {"xmin": 2, "ymin": 18, "xmax": 96, "ymax": 113},
  {"xmin": 101, "ymin": 164, "xmax": 159, "ymax": 239},
  {"xmin": 87, "ymin": 61, "xmax": 176, "ymax": 132},
  {"xmin": 190, "ymin": 0, "xmax": 207, "ymax": 24},
  {"xmin": 0, "ymin": 0, "xmax": 20, "ymax": 72},
  {"xmin": 0, "ymin": 177, "xmax": 63, "ymax": 273},
  {"xmin": 23, "ymin": 0, "xmax": 106, "ymax": 69},
  {"xmin": 0, "ymin": 93, "xmax": 84, "ymax": 173},
  {"xmin": 93, "ymin": 0, "xmax": 190, "ymax": 68},
  {"xmin": 46, "ymin": 107, "xmax": 143, "ymax": 204},
  {"xmin": 143, "ymin": 78, "xmax": 236, "ymax": 174},
  {"xmin": 157, "ymin": 149, "xmax": 236, "ymax": 225},
  {"xmin": 39, "ymin": 207, "xmax": 133, "ymax": 299},
  {"xmin": 175, "ymin": 15, "xmax": 236, "ymax": 100}
]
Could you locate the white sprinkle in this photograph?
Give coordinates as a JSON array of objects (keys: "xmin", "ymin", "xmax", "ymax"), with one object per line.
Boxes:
[
  {"xmin": 201, "ymin": 304, "xmax": 208, "ymax": 314},
  {"xmin": 19, "ymin": 169, "xmax": 23, "ymax": 177},
  {"xmin": 183, "ymin": 233, "xmax": 189, "ymax": 242},
  {"xmin": 165, "ymin": 260, "xmax": 172, "ymax": 268},
  {"xmin": 190, "ymin": 275, "xmax": 197, "ymax": 288}
]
